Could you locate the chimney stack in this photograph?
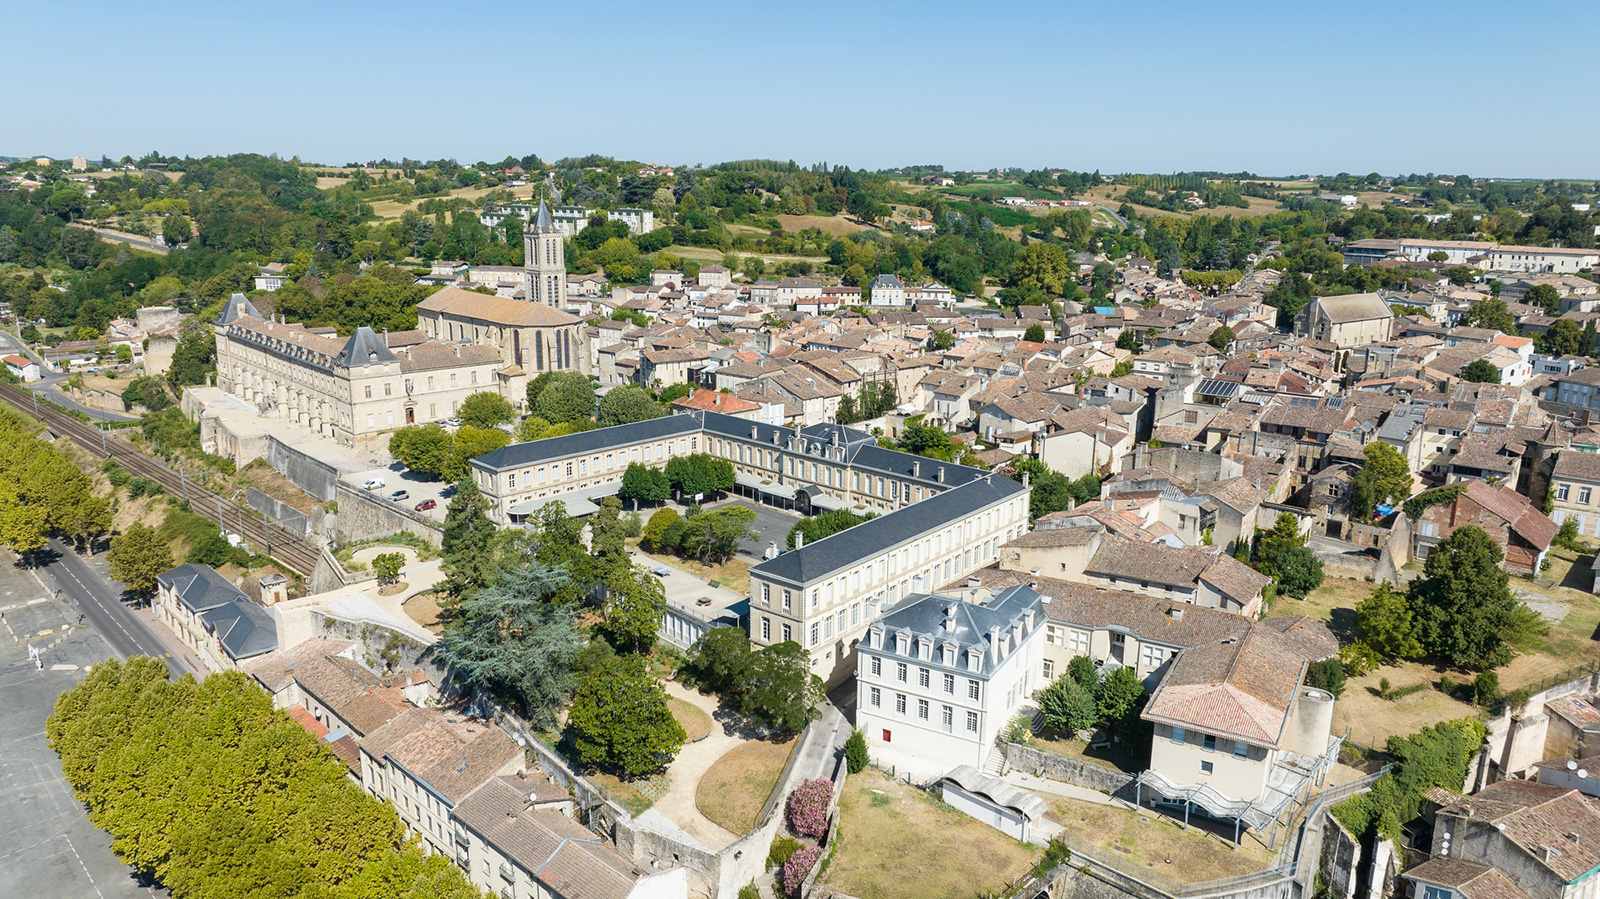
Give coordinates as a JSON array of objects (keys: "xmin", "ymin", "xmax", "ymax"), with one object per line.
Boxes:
[
  {"xmin": 913, "ymin": 459, "xmax": 921, "ymax": 477},
  {"xmin": 795, "ymin": 532, "xmax": 805, "ymax": 549},
  {"xmin": 937, "ymin": 466, "xmax": 945, "ymax": 483}
]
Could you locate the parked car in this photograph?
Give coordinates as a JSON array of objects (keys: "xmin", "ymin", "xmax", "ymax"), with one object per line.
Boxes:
[
  {"xmin": 362, "ymin": 477, "xmax": 385, "ymax": 490},
  {"xmin": 414, "ymin": 499, "xmax": 436, "ymax": 512},
  {"xmin": 442, "ymin": 417, "xmax": 462, "ymax": 427},
  {"xmin": 651, "ymin": 566, "xmax": 671, "ymax": 577},
  {"xmin": 388, "ymin": 489, "xmax": 409, "ymax": 502}
]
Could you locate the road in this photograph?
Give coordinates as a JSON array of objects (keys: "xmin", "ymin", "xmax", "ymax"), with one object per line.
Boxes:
[
  {"xmin": 0, "ymin": 555, "xmax": 171, "ymax": 897},
  {"xmin": 34, "ymin": 540, "xmax": 196, "ymax": 679},
  {"xmin": 66, "ymin": 222, "xmax": 170, "ymax": 255},
  {"xmin": 0, "ymin": 329, "xmax": 138, "ymax": 423}
]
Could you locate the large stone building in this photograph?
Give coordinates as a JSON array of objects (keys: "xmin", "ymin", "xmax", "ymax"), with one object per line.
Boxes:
[
  {"xmin": 209, "ymin": 203, "xmax": 585, "ymax": 445},
  {"xmin": 469, "ymin": 410, "xmax": 1032, "ymax": 684}
]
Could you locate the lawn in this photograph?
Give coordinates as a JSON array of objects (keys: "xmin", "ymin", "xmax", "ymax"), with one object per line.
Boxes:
[
  {"xmin": 693, "ymin": 736, "xmax": 796, "ymax": 835},
  {"xmin": 402, "ymin": 591, "xmax": 449, "ymax": 636},
  {"xmin": 1271, "ymin": 574, "xmax": 1600, "ymax": 747},
  {"xmin": 669, "ymin": 697, "xmax": 713, "ymax": 743},
  {"xmin": 774, "ymin": 213, "xmax": 872, "ymax": 236},
  {"xmin": 1047, "ymin": 796, "xmax": 1275, "ymax": 882},
  {"xmin": 820, "ymin": 769, "xmax": 1038, "ymax": 899}
]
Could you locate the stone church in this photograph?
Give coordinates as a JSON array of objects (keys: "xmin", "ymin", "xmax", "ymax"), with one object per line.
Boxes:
[{"xmin": 207, "ymin": 200, "xmax": 586, "ymax": 446}]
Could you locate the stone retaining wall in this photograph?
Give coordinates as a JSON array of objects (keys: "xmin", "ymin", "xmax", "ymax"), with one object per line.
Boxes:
[{"xmin": 999, "ymin": 741, "xmax": 1135, "ymax": 793}]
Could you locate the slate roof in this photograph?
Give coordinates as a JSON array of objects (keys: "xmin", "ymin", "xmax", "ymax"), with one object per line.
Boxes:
[
  {"xmin": 867, "ymin": 586, "xmax": 1041, "ymax": 677},
  {"xmin": 752, "ymin": 475, "xmax": 1027, "ymax": 586},
  {"xmin": 214, "ymin": 292, "xmax": 263, "ymax": 326},
  {"xmin": 157, "ymin": 563, "xmax": 248, "ymax": 614},
  {"xmin": 333, "ymin": 326, "xmax": 398, "ymax": 366},
  {"xmin": 199, "ymin": 598, "xmax": 277, "ymax": 661},
  {"xmin": 475, "ymin": 414, "xmax": 702, "ymax": 470}
]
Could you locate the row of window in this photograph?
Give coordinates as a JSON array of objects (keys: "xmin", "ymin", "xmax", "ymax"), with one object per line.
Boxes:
[
  {"xmin": 500, "ymin": 437, "xmax": 698, "ymax": 491},
  {"xmin": 1171, "ymin": 726, "xmax": 1251, "ymax": 759},
  {"xmin": 867, "ymin": 656, "xmax": 983, "ymax": 700},
  {"xmin": 867, "ymin": 687, "xmax": 979, "ymax": 733},
  {"xmin": 362, "ymin": 369, "xmax": 480, "ymax": 399}
]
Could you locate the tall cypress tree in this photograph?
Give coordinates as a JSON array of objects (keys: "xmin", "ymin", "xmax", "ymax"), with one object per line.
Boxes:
[{"xmin": 440, "ymin": 478, "xmax": 497, "ymax": 608}]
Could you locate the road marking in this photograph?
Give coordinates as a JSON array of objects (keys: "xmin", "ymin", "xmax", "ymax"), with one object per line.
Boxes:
[
  {"xmin": 50, "ymin": 664, "xmax": 77, "ymax": 671},
  {"xmin": 59, "ymin": 834, "xmax": 105, "ymax": 899}
]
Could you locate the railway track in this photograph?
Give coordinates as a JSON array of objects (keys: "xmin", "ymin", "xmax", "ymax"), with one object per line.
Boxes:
[{"xmin": 0, "ymin": 384, "xmax": 322, "ymax": 575}]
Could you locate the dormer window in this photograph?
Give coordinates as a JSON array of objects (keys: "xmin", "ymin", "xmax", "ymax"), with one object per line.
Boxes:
[
  {"xmin": 942, "ymin": 644, "xmax": 956, "ymax": 666},
  {"xmin": 895, "ymin": 634, "xmax": 909, "ymax": 655},
  {"xmin": 868, "ymin": 628, "xmax": 883, "ymax": 649}
]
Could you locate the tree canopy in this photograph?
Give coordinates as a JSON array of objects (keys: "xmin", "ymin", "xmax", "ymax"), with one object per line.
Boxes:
[
  {"xmin": 439, "ymin": 561, "xmax": 580, "ymax": 728},
  {"xmin": 567, "ymin": 655, "xmax": 685, "ymax": 777}
]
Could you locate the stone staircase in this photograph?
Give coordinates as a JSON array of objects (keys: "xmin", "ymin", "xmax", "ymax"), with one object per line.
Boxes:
[{"xmin": 982, "ymin": 746, "xmax": 1006, "ymax": 776}]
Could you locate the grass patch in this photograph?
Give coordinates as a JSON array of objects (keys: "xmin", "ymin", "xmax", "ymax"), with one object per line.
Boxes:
[
  {"xmin": 335, "ymin": 532, "xmax": 439, "ymax": 566},
  {"xmin": 402, "ymin": 591, "xmax": 449, "ymax": 636},
  {"xmin": 1044, "ymin": 795, "xmax": 1275, "ymax": 882},
  {"xmin": 821, "ymin": 769, "xmax": 1037, "ymax": 899},
  {"xmin": 670, "ymin": 697, "xmax": 713, "ymax": 742},
  {"xmin": 586, "ymin": 772, "xmax": 663, "ymax": 817},
  {"xmin": 694, "ymin": 737, "xmax": 797, "ymax": 835}
]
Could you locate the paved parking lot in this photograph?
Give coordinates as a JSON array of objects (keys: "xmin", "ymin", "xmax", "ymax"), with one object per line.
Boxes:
[
  {"xmin": 0, "ymin": 557, "xmax": 165, "ymax": 898},
  {"xmin": 341, "ymin": 465, "xmax": 454, "ymax": 523}
]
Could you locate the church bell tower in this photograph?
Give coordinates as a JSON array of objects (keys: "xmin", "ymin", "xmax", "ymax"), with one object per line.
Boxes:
[{"xmin": 523, "ymin": 199, "xmax": 567, "ymax": 308}]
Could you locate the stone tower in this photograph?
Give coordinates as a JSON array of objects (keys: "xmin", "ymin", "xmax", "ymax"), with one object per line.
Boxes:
[{"xmin": 523, "ymin": 199, "xmax": 567, "ymax": 308}]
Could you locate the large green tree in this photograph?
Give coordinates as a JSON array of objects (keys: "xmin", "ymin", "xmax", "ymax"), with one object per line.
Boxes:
[
  {"xmin": 440, "ymin": 479, "xmax": 497, "ymax": 603},
  {"xmin": 46, "ymin": 658, "xmax": 480, "ymax": 899},
  {"xmin": 598, "ymin": 386, "xmax": 665, "ymax": 427},
  {"xmin": 1038, "ymin": 675, "xmax": 1097, "ymax": 736},
  {"xmin": 1253, "ymin": 512, "xmax": 1306, "ymax": 576},
  {"xmin": 567, "ymin": 655, "xmax": 685, "ymax": 777},
  {"xmin": 664, "ymin": 453, "xmax": 735, "ymax": 499},
  {"xmin": 389, "ymin": 424, "xmax": 455, "ymax": 479},
  {"xmin": 1463, "ymin": 299, "xmax": 1516, "ymax": 335},
  {"xmin": 1349, "ymin": 441, "xmax": 1412, "ymax": 518},
  {"xmin": 1460, "ymin": 359, "xmax": 1501, "ymax": 384},
  {"xmin": 678, "ymin": 505, "xmax": 755, "ymax": 564},
  {"xmin": 439, "ymin": 561, "xmax": 580, "ymax": 728},
  {"xmin": 108, "ymin": 522, "xmax": 174, "ymax": 596},
  {"xmin": 1410, "ymin": 525, "xmax": 1544, "ymax": 669},
  {"xmin": 529, "ymin": 371, "xmax": 596, "ymax": 423},
  {"xmin": 602, "ymin": 563, "xmax": 666, "ymax": 653},
  {"xmin": 619, "ymin": 462, "xmax": 671, "ymax": 507},
  {"xmin": 457, "ymin": 391, "xmax": 516, "ymax": 428},
  {"xmin": 738, "ymin": 640, "xmax": 824, "ymax": 734},
  {"xmin": 1355, "ymin": 582, "xmax": 1423, "ymax": 660},
  {"xmin": 1009, "ymin": 242, "xmax": 1070, "ymax": 297}
]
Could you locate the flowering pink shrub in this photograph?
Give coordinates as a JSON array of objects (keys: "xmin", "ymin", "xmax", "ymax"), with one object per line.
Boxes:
[
  {"xmin": 785, "ymin": 778, "xmax": 832, "ymax": 839},
  {"xmin": 780, "ymin": 845, "xmax": 823, "ymax": 897}
]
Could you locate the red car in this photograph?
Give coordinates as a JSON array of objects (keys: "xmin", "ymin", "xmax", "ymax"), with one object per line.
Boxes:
[{"xmin": 414, "ymin": 499, "xmax": 437, "ymax": 512}]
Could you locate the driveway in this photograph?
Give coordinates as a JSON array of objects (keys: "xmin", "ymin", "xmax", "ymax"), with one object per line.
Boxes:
[{"xmin": 647, "ymin": 682, "xmax": 745, "ymax": 850}]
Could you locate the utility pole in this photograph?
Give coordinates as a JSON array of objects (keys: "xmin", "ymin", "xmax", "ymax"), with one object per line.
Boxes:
[
  {"xmin": 100, "ymin": 423, "xmax": 107, "ymax": 454},
  {"xmin": 178, "ymin": 462, "xmax": 188, "ymax": 501}
]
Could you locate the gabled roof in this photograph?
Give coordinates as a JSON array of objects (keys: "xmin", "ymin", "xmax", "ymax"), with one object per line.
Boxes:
[
  {"xmin": 333, "ymin": 326, "xmax": 397, "ymax": 366},
  {"xmin": 214, "ymin": 292, "xmax": 263, "ymax": 326},
  {"xmin": 200, "ymin": 599, "xmax": 277, "ymax": 661},
  {"xmin": 157, "ymin": 563, "xmax": 247, "ymax": 613},
  {"xmin": 1438, "ymin": 780, "xmax": 1600, "ymax": 884}
]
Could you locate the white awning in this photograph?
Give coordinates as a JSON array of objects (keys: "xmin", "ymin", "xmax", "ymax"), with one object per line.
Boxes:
[
  {"xmin": 808, "ymin": 493, "xmax": 854, "ymax": 512},
  {"xmin": 736, "ymin": 472, "xmax": 797, "ymax": 500}
]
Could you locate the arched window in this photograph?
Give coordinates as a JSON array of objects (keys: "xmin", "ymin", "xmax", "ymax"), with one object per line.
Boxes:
[{"xmin": 535, "ymin": 336, "xmax": 544, "ymax": 371}]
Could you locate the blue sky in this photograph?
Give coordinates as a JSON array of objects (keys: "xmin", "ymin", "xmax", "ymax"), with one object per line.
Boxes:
[{"xmin": 11, "ymin": 0, "xmax": 1600, "ymax": 177}]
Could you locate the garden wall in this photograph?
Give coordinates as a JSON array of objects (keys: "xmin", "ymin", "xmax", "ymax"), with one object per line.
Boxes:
[
  {"xmin": 999, "ymin": 741, "xmax": 1135, "ymax": 794},
  {"xmin": 334, "ymin": 481, "xmax": 441, "ymax": 547},
  {"xmin": 266, "ymin": 435, "xmax": 338, "ymax": 501}
]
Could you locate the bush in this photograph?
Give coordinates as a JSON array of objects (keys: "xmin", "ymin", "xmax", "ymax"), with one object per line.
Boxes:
[
  {"xmin": 642, "ymin": 508, "xmax": 682, "ymax": 551},
  {"xmin": 1038, "ymin": 675, "xmax": 1097, "ymax": 735},
  {"xmin": 785, "ymin": 778, "xmax": 832, "ymax": 839},
  {"xmin": 1474, "ymin": 671, "xmax": 1501, "ymax": 707},
  {"xmin": 1505, "ymin": 688, "xmax": 1532, "ymax": 711},
  {"xmin": 128, "ymin": 476, "xmax": 163, "ymax": 499},
  {"xmin": 621, "ymin": 511, "xmax": 643, "ymax": 539},
  {"xmin": 1304, "ymin": 658, "xmax": 1347, "ymax": 698},
  {"xmin": 780, "ymin": 846, "xmax": 823, "ymax": 898},
  {"xmin": 844, "ymin": 728, "xmax": 868, "ymax": 774},
  {"xmin": 1385, "ymin": 683, "xmax": 1430, "ymax": 702},
  {"xmin": 767, "ymin": 835, "xmax": 802, "ymax": 870},
  {"xmin": 738, "ymin": 886, "xmax": 760, "ymax": 899},
  {"xmin": 1438, "ymin": 676, "xmax": 1456, "ymax": 697},
  {"xmin": 1340, "ymin": 641, "xmax": 1381, "ymax": 676},
  {"xmin": 101, "ymin": 459, "xmax": 131, "ymax": 488}
]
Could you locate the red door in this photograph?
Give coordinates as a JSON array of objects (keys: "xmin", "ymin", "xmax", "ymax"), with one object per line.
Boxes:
[{"xmin": 882, "ymin": 729, "xmax": 891, "ymax": 743}]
